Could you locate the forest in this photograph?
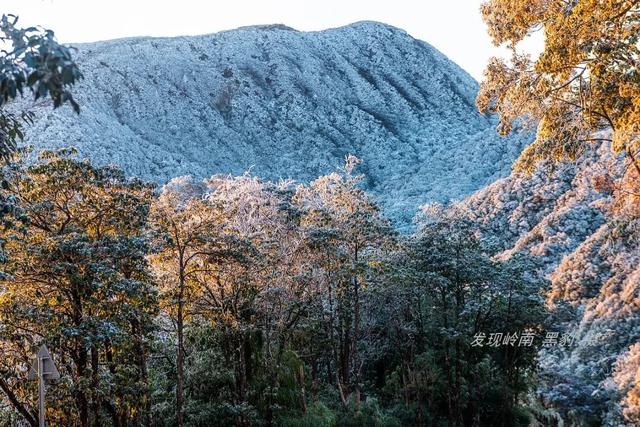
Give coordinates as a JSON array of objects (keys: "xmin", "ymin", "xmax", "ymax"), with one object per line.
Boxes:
[
  {"xmin": 0, "ymin": 150, "xmax": 547, "ymax": 426},
  {"xmin": 2, "ymin": 0, "xmax": 640, "ymax": 426}
]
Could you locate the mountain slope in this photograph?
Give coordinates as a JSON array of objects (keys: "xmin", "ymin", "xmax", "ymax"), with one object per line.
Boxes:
[
  {"xmin": 18, "ymin": 21, "xmax": 529, "ymax": 226},
  {"xmin": 428, "ymin": 142, "xmax": 639, "ymax": 424}
]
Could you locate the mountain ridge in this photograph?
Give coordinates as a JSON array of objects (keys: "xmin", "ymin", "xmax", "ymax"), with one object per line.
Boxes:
[{"xmin": 17, "ymin": 21, "xmax": 530, "ymax": 226}]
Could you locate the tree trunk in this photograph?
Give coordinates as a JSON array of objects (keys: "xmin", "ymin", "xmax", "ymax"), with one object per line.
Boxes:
[
  {"xmin": 0, "ymin": 378, "xmax": 37, "ymax": 426},
  {"xmin": 298, "ymin": 364, "xmax": 307, "ymax": 413},
  {"xmin": 352, "ymin": 275, "xmax": 361, "ymax": 410},
  {"xmin": 71, "ymin": 286, "xmax": 90, "ymax": 427},
  {"xmin": 136, "ymin": 331, "xmax": 152, "ymax": 427},
  {"xmin": 339, "ymin": 322, "xmax": 350, "ymax": 390},
  {"xmin": 104, "ymin": 341, "xmax": 123, "ymax": 427},
  {"xmin": 91, "ymin": 345, "xmax": 102, "ymax": 427},
  {"xmin": 76, "ymin": 348, "xmax": 90, "ymax": 427},
  {"xmin": 236, "ymin": 335, "xmax": 249, "ymax": 427},
  {"xmin": 311, "ymin": 358, "xmax": 318, "ymax": 401},
  {"xmin": 176, "ymin": 256, "xmax": 186, "ymax": 427},
  {"xmin": 440, "ymin": 287, "xmax": 454, "ymax": 427}
]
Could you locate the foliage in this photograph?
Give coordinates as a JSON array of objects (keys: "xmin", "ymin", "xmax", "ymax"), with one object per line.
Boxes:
[
  {"xmin": 0, "ymin": 150, "xmax": 157, "ymax": 426},
  {"xmin": 0, "ymin": 153, "xmax": 549, "ymax": 426},
  {"xmin": 477, "ymin": 0, "xmax": 640, "ymax": 187},
  {"xmin": 368, "ymin": 209, "xmax": 546, "ymax": 426},
  {"xmin": 0, "ymin": 14, "xmax": 81, "ymax": 162},
  {"xmin": 278, "ymin": 401, "xmax": 336, "ymax": 427}
]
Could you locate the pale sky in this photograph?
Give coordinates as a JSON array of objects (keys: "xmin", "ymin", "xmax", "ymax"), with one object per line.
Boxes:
[{"xmin": 3, "ymin": 0, "xmax": 538, "ymax": 80}]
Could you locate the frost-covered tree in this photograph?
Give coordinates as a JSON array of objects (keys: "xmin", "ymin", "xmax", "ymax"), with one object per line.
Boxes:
[
  {"xmin": 372, "ymin": 207, "xmax": 547, "ymax": 426},
  {"xmin": 147, "ymin": 174, "xmax": 309, "ymax": 425},
  {"xmin": 148, "ymin": 176, "xmax": 228, "ymax": 427},
  {"xmin": 293, "ymin": 155, "xmax": 394, "ymax": 411},
  {"xmin": 613, "ymin": 343, "xmax": 640, "ymax": 425},
  {"xmin": 0, "ymin": 149, "xmax": 562, "ymax": 426}
]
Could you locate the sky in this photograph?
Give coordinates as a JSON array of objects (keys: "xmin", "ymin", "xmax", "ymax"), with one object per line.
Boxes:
[{"xmin": 3, "ymin": 0, "xmax": 540, "ymax": 81}]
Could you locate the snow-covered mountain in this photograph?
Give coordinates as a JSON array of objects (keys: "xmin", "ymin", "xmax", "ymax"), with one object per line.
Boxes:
[
  {"xmin": 18, "ymin": 21, "xmax": 529, "ymax": 226},
  {"xmin": 14, "ymin": 19, "xmax": 639, "ymax": 423}
]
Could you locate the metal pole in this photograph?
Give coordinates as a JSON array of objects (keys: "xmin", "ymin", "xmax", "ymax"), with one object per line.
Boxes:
[{"xmin": 38, "ymin": 356, "xmax": 45, "ymax": 427}]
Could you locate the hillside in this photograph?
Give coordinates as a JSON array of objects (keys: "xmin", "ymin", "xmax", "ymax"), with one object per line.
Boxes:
[
  {"xmin": 16, "ymin": 21, "xmax": 529, "ymax": 226},
  {"xmin": 3, "ymin": 16, "xmax": 639, "ymax": 426},
  {"xmin": 427, "ymin": 142, "xmax": 640, "ymax": 424}
]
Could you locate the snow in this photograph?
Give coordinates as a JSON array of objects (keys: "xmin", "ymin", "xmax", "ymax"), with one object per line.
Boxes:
[{"xmin": 9, "ymin": 19, "xmax": 640, "ymax": 423}]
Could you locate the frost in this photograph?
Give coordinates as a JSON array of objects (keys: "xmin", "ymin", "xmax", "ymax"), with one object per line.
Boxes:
[
  {"xmin": 14, "ymin": 21, "xmax": 530, "ymax": 229},
  {"xmin": 429, "ymin": 140, "xmax": 639, "ymax": 423}
]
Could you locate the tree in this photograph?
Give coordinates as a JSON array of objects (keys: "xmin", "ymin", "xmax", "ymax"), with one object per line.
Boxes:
[
  {"xmin": 149, "ymin": 174, "xmax": 320, "ymax": 427},
  {"xmin": 195, "ymin": 175, "xmax": 310, "ymax": 427},
  {"xmin": 294, "ymin": 155, "xmax": 394, "ymax": 411},
  {"xmin": 612, "ymin": 343, "xmax": 640, "ymax": 425},
  {"xmin": 148, "ymin": 176, "xmax": 217, "ymax": 427},
  {"xmin": 477, "ymin": 0, "xmax": 640, "ymax": 183},
  {"xmin": 0, "ymin": 149, "xmax": 157, "ymax": 426},
  {"xmin": 0, "ymin": 14, "xmax": 81, "ymax": 162}
]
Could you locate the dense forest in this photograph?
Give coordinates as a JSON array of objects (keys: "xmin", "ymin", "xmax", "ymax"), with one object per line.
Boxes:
[
  {"xmin": 1, "ymin": 0, "xmax": 640, "ymax": 426},
  {"xmin": 0, "ymin": 150, "xmax": 547, "ymax": 426}
]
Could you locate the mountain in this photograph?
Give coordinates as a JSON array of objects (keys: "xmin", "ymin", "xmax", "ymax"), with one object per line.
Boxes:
[
  {"xmin": 13, "ymin": 19, "xmax": 639, "ymax": 423},
  {"xmin": 16, "ymin": 21, "xmax": 529, "ymax": 226}
]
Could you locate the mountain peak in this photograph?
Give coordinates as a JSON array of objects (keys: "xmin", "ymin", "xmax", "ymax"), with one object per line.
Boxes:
[
  {"xmin": 225, "ymin": 20, "xmax": 409, "ymax": 36},
  {"xmin": 327, "ymin": 20, "xmax": 410, "ymax": 34},
  {"xmin": 229, "ymin": 23, "xmax": 298, "ymax": 33}
]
